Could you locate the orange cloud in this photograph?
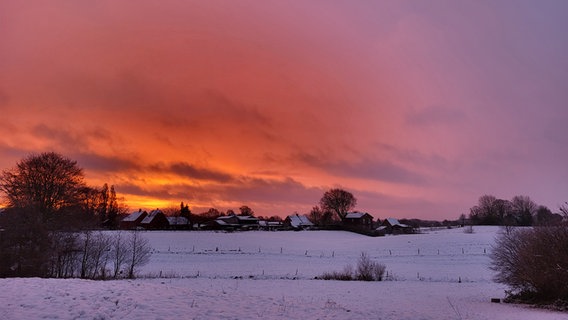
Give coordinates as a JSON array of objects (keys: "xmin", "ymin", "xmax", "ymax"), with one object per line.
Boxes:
[{"xmin": 1, "ymin": 1, "xmax": 567, "ymax": 219}]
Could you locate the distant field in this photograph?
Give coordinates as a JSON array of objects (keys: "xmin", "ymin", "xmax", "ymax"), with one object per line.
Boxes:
[
  {"xmin": 140, "ymin": 226, "xmax": 496, "ymax": 282},
  {"xmin": 2, "ymin": 226, "xmax": 566, "ymax": 319}
]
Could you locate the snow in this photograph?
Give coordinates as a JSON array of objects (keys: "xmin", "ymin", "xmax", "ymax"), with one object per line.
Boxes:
[
  {"xmin": 287, "ymin": 214, "xmax": 314, "ymax": 228},
  {"xmin": 344, "ymin": 212, "xmax": 369, "ymax": 219},
  {"xmin": 1, "ymin": 226, "xmax": 566, "ymax": 319},
  {"xmin": 140, "ymin": 210, "xmax": 162, "ymax": 224},
  {"xmin": 383, "ymin": 217, "xmax": 410, "ymax": 228},
  {"xmin": 166, "ymin": 216, "xmax": 189, "ymax": 226},
  {"xmin": 122, "ymin": 210, "xmax": 145, "ymax": 222}
]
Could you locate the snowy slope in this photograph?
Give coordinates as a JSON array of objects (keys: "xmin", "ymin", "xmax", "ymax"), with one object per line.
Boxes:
[{"xmin": 1, "ymin": 226, "xmax": 566, "ymax": 319}]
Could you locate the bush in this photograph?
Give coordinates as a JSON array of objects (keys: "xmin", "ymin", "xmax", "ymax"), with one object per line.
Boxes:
[
  {"xmin": 357, "ymin": 252, "xmax": 386, "ymax": 281},
  {"xmin": 491, "ymin": 226, "xmax": 568, "ymax": 304},
  {"xmin": 320, "ymin": 265, "xmax": 354, "ymax": 281},
  {"xmin": 319, "ymin": 252, "xmax": 385, "ymax": 281}
]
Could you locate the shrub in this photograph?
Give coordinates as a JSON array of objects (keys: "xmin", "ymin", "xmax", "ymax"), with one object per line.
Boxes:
[
  {"xmin": 319, "ymin": 252, "xmax": 385, "ymax": 281},
  {"xmin": 357, "ymin": 252, "xmax": 386, "ymax": 281},
  {"xmin": 491, "ymin": 226, "xmax": 568, "ymax": 305},
  {"xmin": 320, "ymin": 265, "xmax": 354, "ymax": 281}
]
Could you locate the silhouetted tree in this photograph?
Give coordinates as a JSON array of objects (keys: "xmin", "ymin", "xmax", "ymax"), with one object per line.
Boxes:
[
  {"xmin": 0, "ymin": 153, "xmax": 130, "ymax": 277},
  {"xmin": 469, "ymin": 195, "xmax": 513, "ymax": 225},
  {"xmin": 308, "ymin": 206, "xmax": 324, "ymax": 226},
  {"xmin": 180, "ymin": 201, "xmax": 191, "ymax": 220},
  {"xmin": 239, "ymin": 205, "xmax": 254, "ymax": 216},
  {"xmin": 0, "ymin": 152, "xmax": 86, "ymax": 223},
  {"xmin": 106, "ymin": 185, "xmax": 120, "ymax": 227},
  {"xmin": 561, "ymin": 202, "xmax": 568, "ymax": 218},
  {"xmin": 99, "ymin": 183, "xmax": 110, "ymax": 222},
  {"xmin": 201, "ymin": 208, "xmax": 221, "ymax": 219},
  {"xmin": 319, "ymin": 188, "xmax": 357, "ymax": 220},
  {"xmin": 510, "ymin": 195, "xmax": 536, "ymax": 226}
]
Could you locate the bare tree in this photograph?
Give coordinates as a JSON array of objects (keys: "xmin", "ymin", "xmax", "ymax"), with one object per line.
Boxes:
[
  {"xmin": 239, "ymin": 205, "xmax": 254, "ymax": 216},
  {"xmin": 87, "ymin": 232, "xmax": 111, "ymax": 279},
  {"xmin": 110, "ymin": 231, "xmax": 130, "ymax": 279},
  {"xmin": 308, "ymin": 206, "xmax": 324, "ymax": 226},
  {"xmin": 319, "ymin": 188, "xmax": 357, "ymax": 220},
  {"xmin": 561, "ymin": 202, "xmax": 568, "ymax": 219},
  {"xmin": 0, "ymin": 152, "xmax": 86, "ymax": 223},
  {"xmin": 48, "ymin": 231, "xmax": 81, "ymax": 278},
  {"xmin": 469, "ymin": 195, "xmax": 514, "ymax": 225},
  {"xmin": 126, "ymin": 230, "xmax": 152, "ymax": 279},
  {"xmin": 510, "ymin": 195, "xmax": 536, "ymax": 226}
]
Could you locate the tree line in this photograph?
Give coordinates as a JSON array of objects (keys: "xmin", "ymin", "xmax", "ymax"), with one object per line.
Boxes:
[
  {"xmin": 468, "ymin": 194, "xmax": 562, "ymax": 226},
  {"xmin": 0, "ymin": 152, "xmax": 149, "ymax": 278}
]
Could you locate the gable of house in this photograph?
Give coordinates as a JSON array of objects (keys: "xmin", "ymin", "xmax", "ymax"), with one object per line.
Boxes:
[
  {"xmin": 285, "ymin": 214, "xmax": 314, "ymax": 229},
  {"xmin": 140, "ymin": 209, "xmax": 169, "ymax": 229},
  {"xmin": 120, "ymin": 210, "xmax": 148, "ymax": 229}
]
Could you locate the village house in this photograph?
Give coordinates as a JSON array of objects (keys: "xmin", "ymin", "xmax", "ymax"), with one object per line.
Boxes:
[
  {"xmin": 166, "ymin": 216, "xmax": 191, "ymax": 230},
  {"xmin": 379, "ymin": 218, "xmax": 414, "ymax": 234},
  {"xmin": 213, "ymin": 214, "xmax": 259, "ymax": 231},
  {"xmin": 119, "ymin": 210, "xmax": 148, "ymax": 230},
  {"xmin": 343, "ymin": 211, "xmax": 374, "ymax": 230},
  {"xmin": 140, "ymin": 209, "xmax": 169, "ymax": 230},
  {"xmin": 284, "ymin": 214, "xmax": 314, "ymax": 230},
  {"xmin": 258, "ymin": 220, "xmax": 285, "ymax": 231}
]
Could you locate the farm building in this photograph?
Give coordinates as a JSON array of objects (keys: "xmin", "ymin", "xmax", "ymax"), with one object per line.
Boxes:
[
  {"xmin": 213, "ymin": 214, "xmax": 259, "ymax": 231},
  {"xmin": 166, "ymin": 216, "xmax": 191, "ymax": 230},
  {"xmin": 258, "ymin": 220, "xmax": 285, "ymax": 231},
  {"xmin": 343, "ymin": 212, "xmax": 374, "ymax": 230},
  {"xmin": 380, "ymin": 218, "xmax": 414, "ymax": 234},
  {"xmin": 140, "ymin": 209, "xmax": 169, "ymax": 230},
  {"xmin": 119, "ymin": 210, "xmax": 148, "ymax": 230},
  {"xmin": 284, "ymin": 214, "xmax": 314, "ymax": 230}
]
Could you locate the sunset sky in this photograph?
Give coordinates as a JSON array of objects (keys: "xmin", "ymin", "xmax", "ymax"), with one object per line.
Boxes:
[{"xmin": 1, "ymin": 1, "xmax": 567, "ymax": 220}]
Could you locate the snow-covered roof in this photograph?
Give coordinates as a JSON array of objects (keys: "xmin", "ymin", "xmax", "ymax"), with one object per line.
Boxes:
[
  {"xmin": 215, "ymin": 220, "xmax": 228, "ymax": 226},
  {"xmin": 345, "ymin": 212, "xmax": 372, "ymax": 219},
  {"xmin": 215, "ymin": 215, "xmax": 240, "ymax": 226},
  {"xmin": 236, "ymin": 215, "xmax": 258, "ymax": 222},
  {"xmin": 141, "ymin": 210, "xmax": 163, "ymax": 224},
  {"xmin": 166, "ymin": 216, "xmax": 189, "ymax": 225},
  {"xmin": 122, "ymin": 210, "xmax": 146, "ymax": 222},
  {"xmin": 259, "ymin": 221, "xmax": 284, "ymax": 227},
  {"xmin": 287, "ymin": 214, "xmax": 314, "ymax": 228},
  {"xmin": 385, "ymin": 218, "xmax": 400, "ymax": 226},
  {"xmin": 384, "ymin": 218, "xmax": 410, "ymax": 228}
]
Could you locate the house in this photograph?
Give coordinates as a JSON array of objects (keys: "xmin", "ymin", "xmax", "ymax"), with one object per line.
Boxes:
[
  {"xmin": 166, "ymin": 216, "xmax": 191, "ymax": 230},
  {"xmin": 284, "ymin": 214, "xmax": 314, "ymax": 230},
  {"xmin": 235, "ymin": 215, "xmax": 259, "ymax": 229},
  {"xmin": 214, "ymin": 215, "xmax": 241, "ymax": 230},
  {"xmin": 140, "ymin": 209, "xmax": 169, "ymax": 230},
  {"xmin": 120, "ymin": 210, "xmax": 148, "ymax": 230},
  {"xmin": 380, "ymin": 218, "xmax": 414, "ymax": 234},
  {"xmin": 214, "ymin": 214, "xmax": 259, "ymax": 231},
  {"xmin": 258, "ymin": 220, "xmax": 285, "ymax": 231},
  {"xmin": 343, "ymin": 211, "xmax": 374, "ymax": 230}
]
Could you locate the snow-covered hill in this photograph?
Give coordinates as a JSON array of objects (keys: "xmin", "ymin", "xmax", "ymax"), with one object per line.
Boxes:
[{"xmin": 1, "ymin": 227, "xmax": 565, "ymax": 319}]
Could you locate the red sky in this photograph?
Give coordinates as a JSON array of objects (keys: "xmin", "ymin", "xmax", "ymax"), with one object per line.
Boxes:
[{"xmin": 1, "ymin": 1, "xmax": 567, "ymax": 220}]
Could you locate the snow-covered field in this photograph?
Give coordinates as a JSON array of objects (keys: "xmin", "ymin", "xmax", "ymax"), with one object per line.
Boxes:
[{"xmin": 1, "ymin": 226, "xmax": 566, "ymax": 319}]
